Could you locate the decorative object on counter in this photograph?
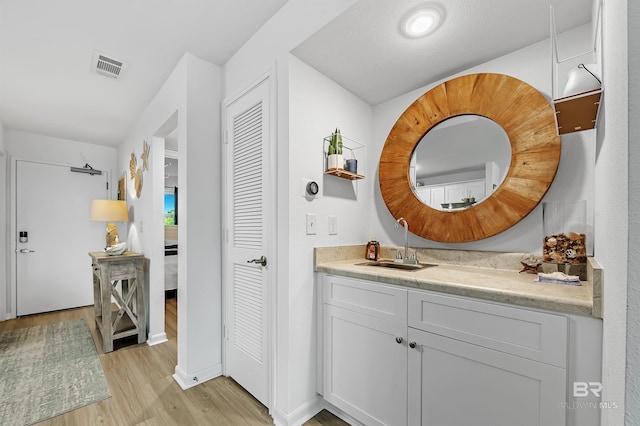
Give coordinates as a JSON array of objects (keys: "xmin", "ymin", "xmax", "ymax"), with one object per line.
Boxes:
[
  {"xmin": 535, "ymin": 271, "xmax": 581, "ymax": 286},
  {"xmin": 519, "ymin": 253, "xmax": 542, "ymax": 274},
  {"xmin": 366, "ymin": 237, "xmax": 380, "ymax": 261},
  {"xmin": 105, "ymin": 241, "xmax": 128, "ymax": 255},
  {"xmin": 542, "ymin": 200, "xmax": 587, "ymax": 264},
  {"xmin": 327, "ymin": 128, "xmax": 344, "ymax": 170}
]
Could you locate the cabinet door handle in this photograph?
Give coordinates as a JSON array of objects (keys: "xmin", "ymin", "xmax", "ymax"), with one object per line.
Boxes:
[
  {"xmin": 395, "ymin": 336, "xmax": 403, "ymax": 344},
  {"xmin": 409, "ymin": 341, "xmax": 417, "ymax": 349}
]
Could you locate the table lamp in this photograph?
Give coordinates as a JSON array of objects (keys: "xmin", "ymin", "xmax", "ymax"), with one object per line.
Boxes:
[{"xmin": 91, "ymin": 200, "xmax": 129, "ymax": 248}]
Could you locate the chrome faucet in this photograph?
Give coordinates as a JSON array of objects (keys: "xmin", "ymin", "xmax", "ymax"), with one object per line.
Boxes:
[{"xmin": 396, "ymin": 217, "xmax": 417, "ymax": 264}]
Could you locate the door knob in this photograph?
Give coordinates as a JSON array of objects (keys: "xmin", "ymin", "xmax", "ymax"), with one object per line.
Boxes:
[
  {"xmin": 395, "ymin": 337, "xmax": 404, "ymax": 344},
  {"xmin": 247, "ymin": 256, "xmax": 267, "ymax": 267},
  {"xmin": 409, "ymin": 341, "xmax": 417, "ymax": 349},
  {"xmin": 18, "ymin": 249, "xmax": 35, "ymax": 254}
]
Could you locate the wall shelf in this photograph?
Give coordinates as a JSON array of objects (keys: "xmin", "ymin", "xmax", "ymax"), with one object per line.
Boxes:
[
  {"xmin": 324, "ymin": 168, "xmax": 364, "ymax": 180},
  {"xmin": 553, "ymin": 88, "xmax": 602, "ymax": 135},
  {"xmin": 550, "ymin": 1, "xmax": 603, "ymax": 135},
  {"xmin": 323, "ymin": 134, "xmax": 365, "ymax": 180}
]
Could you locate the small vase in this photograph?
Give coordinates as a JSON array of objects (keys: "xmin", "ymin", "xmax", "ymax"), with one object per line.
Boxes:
[{"xmin": 327, "ymin": 154, "xmax": 344, "ymax": 170}]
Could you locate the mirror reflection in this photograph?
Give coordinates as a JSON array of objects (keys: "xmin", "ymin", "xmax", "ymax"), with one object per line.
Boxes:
[{"xmin": 410, "ymin": 115, "xmax": 511, "ymax": 211}]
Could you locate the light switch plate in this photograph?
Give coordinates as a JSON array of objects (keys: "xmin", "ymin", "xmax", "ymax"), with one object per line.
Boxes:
[
  {"xmin": 328, "ymin": 215, "xmax": 338, "ymax": 235},
  {"xmin": 306, "ymin": 213, "xmax": 317, "ymax": 235}
]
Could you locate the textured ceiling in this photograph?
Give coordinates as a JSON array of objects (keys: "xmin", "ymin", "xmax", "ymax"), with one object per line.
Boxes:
[
  {"xmin": 0, "ymin": 0, "xmax": 288, "ymax": 146},
  {"xmin": 293, "ymin": 0, "xmax": 594, "ymax": 105},
  {"xmin": 0, "ymin": 0, "xmax": 594, "ymax": 147}
]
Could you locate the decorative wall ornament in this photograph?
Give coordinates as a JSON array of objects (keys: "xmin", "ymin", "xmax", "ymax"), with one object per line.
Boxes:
[
  {"xmin": 129, "ymin": 140, "xmax": 150, "ymax": 198},
  {"xmin": 129, "ymin": 152, "xmax": 137, "ymax": 180},
  {"xmin": 141, "ymin": 140, "xmax": 150, "ymax": 171},
  {"xmin": 135, "ymin": 168, "xmax": 143, "ymax": 198}
]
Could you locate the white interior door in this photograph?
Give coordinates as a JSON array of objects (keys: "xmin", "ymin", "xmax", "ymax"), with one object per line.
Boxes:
[
  {"xmin": 224, "ymin": 77, "xmax": 271, "ymax": 406},
  {"xmin": 16, "ymin": 160, "xmax": 108, "ymax": 316}
]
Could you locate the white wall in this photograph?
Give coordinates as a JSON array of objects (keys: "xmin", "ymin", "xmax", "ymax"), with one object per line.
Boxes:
[
  {"xmin": 596, "ymin": 2, "xmax": 629, "ymax": 424},
  {"xmin": 0, "ymin": 120, "xmax": 5, "ymax": 152},
  {"xmin": 370, "ymin": 24, "xmax": 596, "ymax": 254},
  {"xmin": 288, "ymin": 54, "xmax": 373, "ymax": 412},
  {"xmin": 6, "ymin": 130, "xmax": 116, "ymax": 182},
  {"xmin": 0, "ymin": 120, "xmax": 6, "ymax": 321},
  {"xmin": 5, "ymin": 129, "xmax": 117, "ymax": 318},
  {"xmin": 626, "ymin": 0, "xmax": 640, "ymax": 423},
  {"xmin": 223, "ymin": 1, "xmax": 357, "ymax": 424},
  {"xmin": 117, "ymin": 52, "xmax": 223, "ymax": 388}
]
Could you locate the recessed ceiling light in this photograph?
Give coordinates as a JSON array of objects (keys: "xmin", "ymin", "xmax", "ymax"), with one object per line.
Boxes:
[{"xmin": 399, "ymin": 4, "xmax": 444, "ymax": 39}]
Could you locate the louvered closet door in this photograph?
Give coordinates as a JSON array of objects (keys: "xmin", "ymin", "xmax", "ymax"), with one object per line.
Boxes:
[{"xmin": 225, "ymin": 77, "xmax": 270, "ymax": 407}]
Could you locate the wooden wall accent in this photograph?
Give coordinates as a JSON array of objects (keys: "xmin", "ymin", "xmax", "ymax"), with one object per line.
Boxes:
[{"xmin": 379, "ymin": 73, "xmax": 561, "ymax": 243}]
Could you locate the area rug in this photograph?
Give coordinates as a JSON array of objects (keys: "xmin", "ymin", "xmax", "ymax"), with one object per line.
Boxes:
[{"xmin": 0, "ymin": 319, "xmax": 111, "ymax": 425}]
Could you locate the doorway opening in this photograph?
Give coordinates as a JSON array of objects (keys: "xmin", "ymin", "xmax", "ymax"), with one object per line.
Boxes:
[{"xmin": 163, "ymin": 147, "xmax": 179, "ymax": 302}]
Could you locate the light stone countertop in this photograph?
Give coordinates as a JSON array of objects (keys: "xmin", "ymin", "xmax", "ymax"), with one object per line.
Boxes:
[{"xmin": 314, "ymin": 246, "xmax": 602, "ymax": 318}]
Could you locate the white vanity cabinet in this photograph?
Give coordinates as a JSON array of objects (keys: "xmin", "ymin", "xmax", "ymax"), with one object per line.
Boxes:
[
  {"xmin": 318, "ymin": 274, "xmax": 602, "ymax": 426},
  {"xmin": 322, "ymin": 275, "xmax": 408, "ymax": 426},
  {"xmin": 406, "ymin": 291, "xmax": 567, "ymax": 426}
]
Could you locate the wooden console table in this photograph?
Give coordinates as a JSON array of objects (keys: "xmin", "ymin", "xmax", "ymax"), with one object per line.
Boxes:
[{"xmin": 89, "ymin": 251, "xmax": 146, "ymax": 352}]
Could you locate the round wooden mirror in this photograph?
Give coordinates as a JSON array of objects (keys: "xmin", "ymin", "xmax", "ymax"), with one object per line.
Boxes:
[{"xmin": 379, "ymin": 73, "xmax": 561, "ymax": 243}]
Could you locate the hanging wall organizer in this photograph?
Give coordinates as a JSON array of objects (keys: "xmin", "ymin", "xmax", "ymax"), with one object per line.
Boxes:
[{"xmin": 550, "ymin": 1, "xmax": 603, "ymax": 135}]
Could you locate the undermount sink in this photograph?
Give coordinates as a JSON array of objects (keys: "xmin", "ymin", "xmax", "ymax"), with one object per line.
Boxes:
[{"xmin": 356, "ymin": 260, "xmax": 437, "ymax": 271}]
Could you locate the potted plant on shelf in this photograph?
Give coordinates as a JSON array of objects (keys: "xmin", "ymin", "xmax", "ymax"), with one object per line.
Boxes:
[{"xmin": 327, "ymin": 128, "xmax": 344, "ymax": 170}]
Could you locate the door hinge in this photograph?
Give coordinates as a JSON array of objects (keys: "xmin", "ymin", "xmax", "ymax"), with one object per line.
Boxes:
[
  {"xmin": 223, "ymin": 325, "xmax": 229, "ymax": 340},
  {"xmin": 106, "ymin": 182, "xmax": 109, "ymax": 190},
  {"xmin": 224, "ymin": 130, "xmax": 228, "ymax": 145}
]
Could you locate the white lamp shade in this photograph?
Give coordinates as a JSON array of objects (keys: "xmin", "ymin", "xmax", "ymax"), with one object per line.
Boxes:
[{"xmin": 90, "ymin": 200, "xmax": 129, "ymax": 222}]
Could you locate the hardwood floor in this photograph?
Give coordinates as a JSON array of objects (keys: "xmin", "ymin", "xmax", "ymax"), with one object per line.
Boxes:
[{"xmin": 0, "ymin": 297, "xmax": 347, "ymax": 426}]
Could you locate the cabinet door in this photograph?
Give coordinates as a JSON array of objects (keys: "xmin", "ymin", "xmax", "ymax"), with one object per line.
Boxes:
[
  {"xmin": 466, "ymin": 180, "xmax": 486, "ymax": 201},
  {"xmin": 414, "ymin": 186, "xmax": 431, "ymax": 205},
  {"xmin": 444, "ymin": 183, "xmax": 466, "ymax": 203},
  {"xmin": 430, "ymin": 187, "xmax": 445, "ymax": 207},
  {"xmin": 407, "ymin": 327, "xmax": 566, "ymax": 426},
  {"xmin": 324, "ymin": 304, "xmax": 408, "ymax": 426}
]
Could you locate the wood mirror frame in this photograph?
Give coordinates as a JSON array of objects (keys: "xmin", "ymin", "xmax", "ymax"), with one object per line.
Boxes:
[{"xmin": 379, "ymin": 73, "xmax": 561, "ymax": 243}]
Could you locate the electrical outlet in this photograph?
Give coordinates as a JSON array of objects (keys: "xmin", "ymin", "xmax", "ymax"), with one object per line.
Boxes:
[
  {"xmin": 328, "ymin": 215, "xmax": 338, "ymax": 235},
  {"xmin": 306, "ymin": 213, "xmax": 317, "ymax": 235}
]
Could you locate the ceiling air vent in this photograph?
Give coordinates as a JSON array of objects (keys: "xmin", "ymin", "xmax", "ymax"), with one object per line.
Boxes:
[{"xmin": 91, "ymin": 50, "xmax": 126, "ymax": 79}]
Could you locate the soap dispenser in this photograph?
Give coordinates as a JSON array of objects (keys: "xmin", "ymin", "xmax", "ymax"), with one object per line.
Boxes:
[{"xmin": 366, "ymin": 237, "xmax": 380, "ymax": 261}]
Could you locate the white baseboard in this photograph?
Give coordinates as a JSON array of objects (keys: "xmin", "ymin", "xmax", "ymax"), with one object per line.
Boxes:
[
  {"xmin": 172, "ymin": 363, "xmax": 222, "ymax": 390},
  {"xmin": 146, "ymin": 332, "xmax": 168, "ymax": 346},
  {"xmin": 322, "ymin": 400, "xmax": 366, "ymax": 426},
  {"xmin": 272, "ymin": 396, "xmax": 325, "ymax": 426}
]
